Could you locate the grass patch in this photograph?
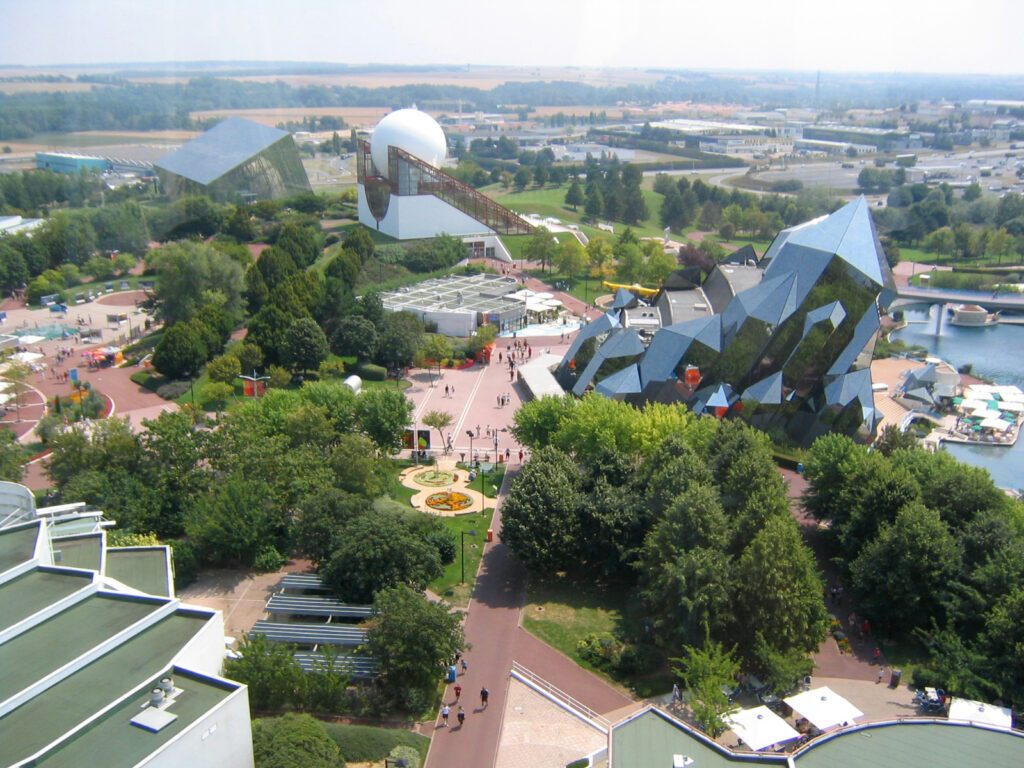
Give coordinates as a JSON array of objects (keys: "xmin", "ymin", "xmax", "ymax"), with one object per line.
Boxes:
[
  {"xmin": 319, "ymin": 721, "xmax": 429, "ymax": 763},
  {"xmin": 492, "ymin": 183, "xmax": 667, "ymax": 239},
  {"xmin": 453, "ymin": 462, "xmax": 506, "ymax": 499},
  {"xmin": 523, "ymin": 573, "xmax": 674, "ymax": 698},
  {"xmin": 428, "ymin": 509, "xmax": 494, "ymax": 606}
]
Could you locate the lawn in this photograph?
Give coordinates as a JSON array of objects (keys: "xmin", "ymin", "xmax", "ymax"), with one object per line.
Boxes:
[
  {"xmin": 319, "ymin": 721, "xmax": 430, "ymax": 763},
  {"xmin": 523, "ymin": 574, "xmax": 675, "ymax": 698},
  {"xmin": 492, "ymin": 183, "xmax": 668, "ymax": 240},
  {"xmin": 898, "ymin": 246, "xmax": 1024, "ymax": 268},
  {"xmin": 428, "ymin": 508, "xmax": 494, "ymax": 606}
]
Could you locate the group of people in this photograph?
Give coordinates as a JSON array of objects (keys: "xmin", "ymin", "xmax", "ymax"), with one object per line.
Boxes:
[
  {"xmin": 443, "ymin": 384, "xmax": 456, "ymax": 398},
  {"xmin": 440, "ymin": 653, "xmax": 489, "ymax": 730}
]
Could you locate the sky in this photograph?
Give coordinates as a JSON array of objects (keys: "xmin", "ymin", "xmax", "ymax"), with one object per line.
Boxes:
[{"xmin": 1, "ymin": 0, "xmax": 1022, "ymax": 75}]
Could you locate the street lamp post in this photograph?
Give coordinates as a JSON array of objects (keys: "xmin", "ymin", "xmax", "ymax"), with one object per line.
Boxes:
[
  {"xmin": 460, "ymin": 529, "xmax": 478, "ymax": 584},
  {"xmin": 466, "ymin": 430, "xmax": 474, "ymax": 469}
]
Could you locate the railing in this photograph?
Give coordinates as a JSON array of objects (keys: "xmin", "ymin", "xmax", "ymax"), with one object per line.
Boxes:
[{"xmin": 510, "ymin": 661, "xmax": 611, "ymax": 731}]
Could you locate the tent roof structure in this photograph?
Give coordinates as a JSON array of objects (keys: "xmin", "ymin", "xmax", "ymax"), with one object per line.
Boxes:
[
  {"xmin": 785, "ymin": 687, "xmax": 864, "ymax": 730},
  {"xmin": 724, "ymin": 706, "xmax": 800, "ymax": 751},
  {"xmin": 948, "ymin": 698, "xmax": 1012, "ymax": 728}
]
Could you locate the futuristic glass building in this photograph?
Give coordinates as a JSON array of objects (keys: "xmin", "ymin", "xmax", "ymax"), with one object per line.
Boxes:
[
  {"xmin": 155, "ymin": 117, "xmax": 310, "ymax": 202},
  {"xmin": 558, "ymin": 198, "xmax": 896, "ymax": 443}
]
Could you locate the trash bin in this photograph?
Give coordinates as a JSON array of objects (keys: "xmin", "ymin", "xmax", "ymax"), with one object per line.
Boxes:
[
  {"xmin": 486, "ymin": 529, "xmax": 494, "ymax": 542},
  {"xmin": 447, "ymin": 665, "xmax": 457, "ymax": 683},
  {"xmin": 889, "ymin": 668, "xmax": 902, "ymax": 689}
]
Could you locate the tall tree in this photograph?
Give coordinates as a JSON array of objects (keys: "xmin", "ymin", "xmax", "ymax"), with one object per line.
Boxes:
[
  {"xmin": 565, "ymin": 179, "xmax": 584, "ymax": 211},
  {"xmin": 281, "ymin": 317, "xmax": 329, "ymax": 375}
]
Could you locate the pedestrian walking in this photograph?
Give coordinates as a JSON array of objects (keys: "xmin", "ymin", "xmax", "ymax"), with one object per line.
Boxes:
[
  {"xmin": 451, "ymin": 385, "xmax": 455, "ymax": 397},
  {"xmin": 444, "ymin": 384, "xmax": 450, "ymax": 397},
  {"xmin": 461, "ymin": 658, "xmax": 468, "ymax": 674},
  {"xmin": 518, "ymin": 449, "xmax": 524, "ymax": 463},
  {"xmin": 457, "ymin": 706, "xmax": 465, "ymax": 726},
  {"xmin": 480, "ymin": 687, "xmax": 489, "ymax": 707},
  {"xmin": 672, "ymin": 683, "xmax": 681, "ymax": 704},
  {"xmin": 454, "ymin": 683, "xmax": 462, "ymax": 702},
  {"xmin": 441, "ymin": 704, "xmax": 450, "ymax": 727},
  {"xmin": 505, "ymin": 448, "xmax": 510, "ymax": 462},
  {"xmin": 877, "ymin": 666, "xmax": 885, "ymax": 684},
  {"xmin": 873, "ymin": 646, "xmax": 882, "ymax": 665}
]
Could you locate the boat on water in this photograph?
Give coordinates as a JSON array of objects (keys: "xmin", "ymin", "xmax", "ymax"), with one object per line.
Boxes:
[{"xmin": 949, "ymin": 303, "xmax": 999, "ymax": 326}]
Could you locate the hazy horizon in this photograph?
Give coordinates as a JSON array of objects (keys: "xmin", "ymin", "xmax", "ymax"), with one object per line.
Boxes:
[{"xmin": 1, "ymin": 0, "xmax": 1021, "ymax": 77}]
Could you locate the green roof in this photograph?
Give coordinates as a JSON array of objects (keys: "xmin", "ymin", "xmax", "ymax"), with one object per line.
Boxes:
[
  {"xmin": 0, "ymin": 522, "xmax": 39, "ymax": 573},
  {"xmin": 795, "ymin": 721, "xmax": 1024, "ymax": 768},
  {"xmin": 610, "ymin": 709, "xmax": 1024, "ymax": 768},
  {"xmin": 28, "ymin": 669, "xmax": 238, "ymax": 768},
  {"xmin": 0, "ymin": 611, "xmax": 211, "ymax": 765},
  {"xmin": 0, "ymin": 568, "xmax": 92, "ymax": 633},
  {"xmin": 52, "ymin": 534, "xmax": 103, "ymax": 572},
  {"xmin": 611, "ymin": 709, "xmax": 776, "ymax": 768},
  {"xmin": 105, "ymin": 548, "xmax": 172, "ymax": 597},
  {"xmin": 0, "ymin": 593, "xmax": 165, "ymax": 701}
]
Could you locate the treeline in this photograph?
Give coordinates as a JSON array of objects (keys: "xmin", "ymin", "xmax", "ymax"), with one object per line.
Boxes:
[
  {"xmin": 803, "ymin": 432, "xmax": 1024, "ymax": 707},
  {"xmin": 505, "ymin": 397, "xmax": 828, "ymax": 703},
  {"xmin": 592, "ymin": 129, "xmax": 746, "ymax": 170},
  {"xmin": 10, "ymin": 71, "xmax": 1024, "ymax": 139}
]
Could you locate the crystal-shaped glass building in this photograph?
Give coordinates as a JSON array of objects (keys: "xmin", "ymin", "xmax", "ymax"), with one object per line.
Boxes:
[{"xmin": 558, "ymin": 198, "xmax": 896, "ymax": 443}]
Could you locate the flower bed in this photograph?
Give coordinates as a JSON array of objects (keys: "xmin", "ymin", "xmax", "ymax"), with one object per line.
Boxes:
[
  {"xmin": 425, "ymin": 491, "xmax": 473, "ymax": 511},
  {"xmin": 414, "ymin": 470, "xmax": 455, "ymax": 487}
]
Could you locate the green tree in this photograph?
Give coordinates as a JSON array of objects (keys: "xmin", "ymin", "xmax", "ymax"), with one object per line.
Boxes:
[
  {"xmin": 252, "ymin": 714, "xmax": 344, "ymax": 768},
  {"xmin": 376, "ymin": 311, "xmax": 424, "ymax": 371},
  {"xmin": 850, "ymin": 502, "xmax": 960, "ymax": 633},
  {"xmin": 564, "ymin": 179, "xmax": 584, "ymax": 210},
  {"xmin": 555, "ymin": 238, "xmax": 589, "ymax": 285},
  {"xmin": 511, "ymin": 395, "xmax": 575, "ymax": 449},
  {"xmin": 207, "ymin": 354, "xmax": 242, "ymax": 385},
  {"xmin": 329, "ymin": 313, "xmax": 378, "ymax": 362},
  {"xmin": 248, "ymin": 304, "xmax": 292, "ymax": 367},
  {"xmin": 637, "ymin": 485, "xmax": 733, "ymax": 647},
  {"xmin": 224, "ymin": 634, "xmax": 304, "ymax": 712},
  {"xmin": 586, "ymin": 236, "xmax": 614, "ymax": 278},
  {"xmin": 354, "ymin": 387, "xmax": 414, "ymax": 453},
  {"xmin": 524, "ymin": 227, "xmax": 557, "ymax": 272},
  {"xmin": 342, "ymin": 226, "xmax": 376, "ymax": 264},
  {"xmin": 202, "ymin": 382, "xmax": 234, "ymax": 413},
  {"xmin": 501, "ymin": 445, "xmax": 584, "ymax": 572},
  {"xmin": 185, "ymin": 475, "xmax": 288, "ymax": 567},
  {"xmin": 291, "ymin": 489, "xmax": 365, "ymax": 567},
  {"xmin": 734, "ymin": 516, "xmax": 828, "ymax": 661},
  {"xmin": 152, "ymin": 322, "xmax": 207, "ymax": 380},
  {"xmin": 643, "ymin": 247, "xmax": 677, "ymax": 286},
  {"xmin": 584, "ymin": 184, "xmax": 604, "ymax": 218},
  {"xmin": 366, "ymin": 584, "xmax": 466, "ymax": 711},
  {"xmin": 422, "ymin": 409, "xmax": 454, "ymax": 454},
  {"xmin": 0, "ymin": 429, "xmax": 25, "ymax": 481},
  {"xmin": 282, "ymin": 317, "xmax": 330, "ymax": 375},
  {"xmin": 671, "ymin": 639, "xmax": 741, "ymax": 737},
  {"xmin": 230, "ymin": 341, "xmax": 265, "ymax": 376},
  {"xmin": 417, "ymin": 334, "xmax": 454, "ymax": 386},
  {"xmin": 513, "ymin": 167, "xmax": 531, "ymax": 191},
  {"xmin": 322, "ymin": 510, "xmax": 442, "ymax": 603},
  {"xmin": 614, "ymin": 243, "xmax": 644, "ymax": 283},
  {"xmin": 151, "ymin": 241, "xmax": 245, "ymax": 326}
]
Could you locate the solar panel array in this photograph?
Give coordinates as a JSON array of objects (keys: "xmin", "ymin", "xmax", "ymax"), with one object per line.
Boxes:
[
  {"xmin": 250, "ymin": 620, "xmax": 367, "ymax": 647},
  {"xmin": 266, "ymin": 594, "xmax": 373, "ymax": 619},
  {"xmin": 293, "ymin": 652, "xmax": 380, "ymax": 679}
]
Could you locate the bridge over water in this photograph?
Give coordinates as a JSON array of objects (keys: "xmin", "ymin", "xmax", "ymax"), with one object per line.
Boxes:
[{"xmin": 890, "ymin": 286, "xmax": 1024, "ymax": 334}]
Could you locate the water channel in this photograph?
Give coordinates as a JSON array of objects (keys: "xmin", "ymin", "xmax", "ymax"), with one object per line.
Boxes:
[{"xmin": 891, "ymin": 305, "xmax": 1024, "ymax": 490}]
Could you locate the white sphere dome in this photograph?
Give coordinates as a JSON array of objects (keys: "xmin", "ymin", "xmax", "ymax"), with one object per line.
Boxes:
[{"xmin": 370, "ymin": 108, "xmax": 447, "ymax": 180}]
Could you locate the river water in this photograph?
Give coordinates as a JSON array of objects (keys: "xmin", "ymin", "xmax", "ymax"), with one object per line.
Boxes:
[{"xmin": 891, "ymin": 306, "xmax": 1024, "ymax": 490}]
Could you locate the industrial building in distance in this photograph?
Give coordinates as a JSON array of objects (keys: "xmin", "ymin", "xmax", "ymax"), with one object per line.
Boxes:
[
  {"xmin": 0, "ymin": 482, "xmax": 254, "ymax": 768},
  {"xmin": 155, "ymin": 117, "xmax": 310, "ymax": 202}
]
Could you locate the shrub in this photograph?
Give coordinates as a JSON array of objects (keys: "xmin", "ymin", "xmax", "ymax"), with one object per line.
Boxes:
[
  {"xmin": 268, "ymin": 364, "xmax": 291, "ymax": 389},
  {"xmin": 577, "ymin": 632, "xmax": 623, "ymax": 670},
  {"xmin": 254, "ymin": 546, "xmax": 286, "ymax": 573},
  {"xmin": 388, "ymin": 745, "xmax": 420, "ymax": 768},
  {"xmin": 355, "ymin": 362, "xmax": 386, "ymax": 381},
  {"xmin": 36, "ymin": 413, "xmax": 64, "ymax": 444},
  {"xmin": 252, "ymin": 714, "xmax": 344, "ymax": 768},
  {"xmin": 318, "ymin": 358, "xmax": 347, "ymax": 379},
  {"xmin": 155, "ymin": 380, "xmax": 192, "ymax": 400}
]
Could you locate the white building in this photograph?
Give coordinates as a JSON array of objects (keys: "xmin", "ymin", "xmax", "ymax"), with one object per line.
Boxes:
[
  {"xmin": 357, "ymin": 109, "xmax": 533, "ymax": 241},
  {"xmin": 0, "ymin": 482, "xmax": 255, "ymax": 768}
]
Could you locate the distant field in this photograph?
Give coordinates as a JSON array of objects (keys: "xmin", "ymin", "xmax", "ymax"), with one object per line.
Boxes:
[
  {"xmin": 190, "ymin": 106, "xmax": 391, "ymax": 128},
  {"xmin": 1, "ymin": 130, "xmax": 194, "ymax": 154},
  {"xmin": 0, "ymin": 81, "xmax": 95, "ymax": 94}
]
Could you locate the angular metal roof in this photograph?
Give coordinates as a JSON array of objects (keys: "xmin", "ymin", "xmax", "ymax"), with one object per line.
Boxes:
[
  {"xmin": 155, "ymin": 117, "xmax": 290, "ymax": 185},
  {"xmin": 595, "ymin": 364, "xmax": 642, "ymax": 397}
]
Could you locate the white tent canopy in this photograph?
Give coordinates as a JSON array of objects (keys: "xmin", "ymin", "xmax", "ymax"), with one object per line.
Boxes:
[
  {"xmin": 960, "ymin": 399, "xmax": 990, "ymax": 411},
  {"xmin": 948, "ymin": 698, "xmax": 1012, "ymax": 728},
  {"xmin": 784, "ymin": 687, "xmax": 863, "ymax": 731},
  {"xmin": 972, "ymin": 409, "xmax": 1003, "ymax": 420},
  {"xmin": 997, "ymin": 401, "xmax": 1024, "ymax": 412},
  {"xmin": 724, "ymin": 706, "xmax": 800, "ymax": 751},
  {"xmin": 980, "ymin": 417, "xmax": 1012, "ymax": 431}
]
